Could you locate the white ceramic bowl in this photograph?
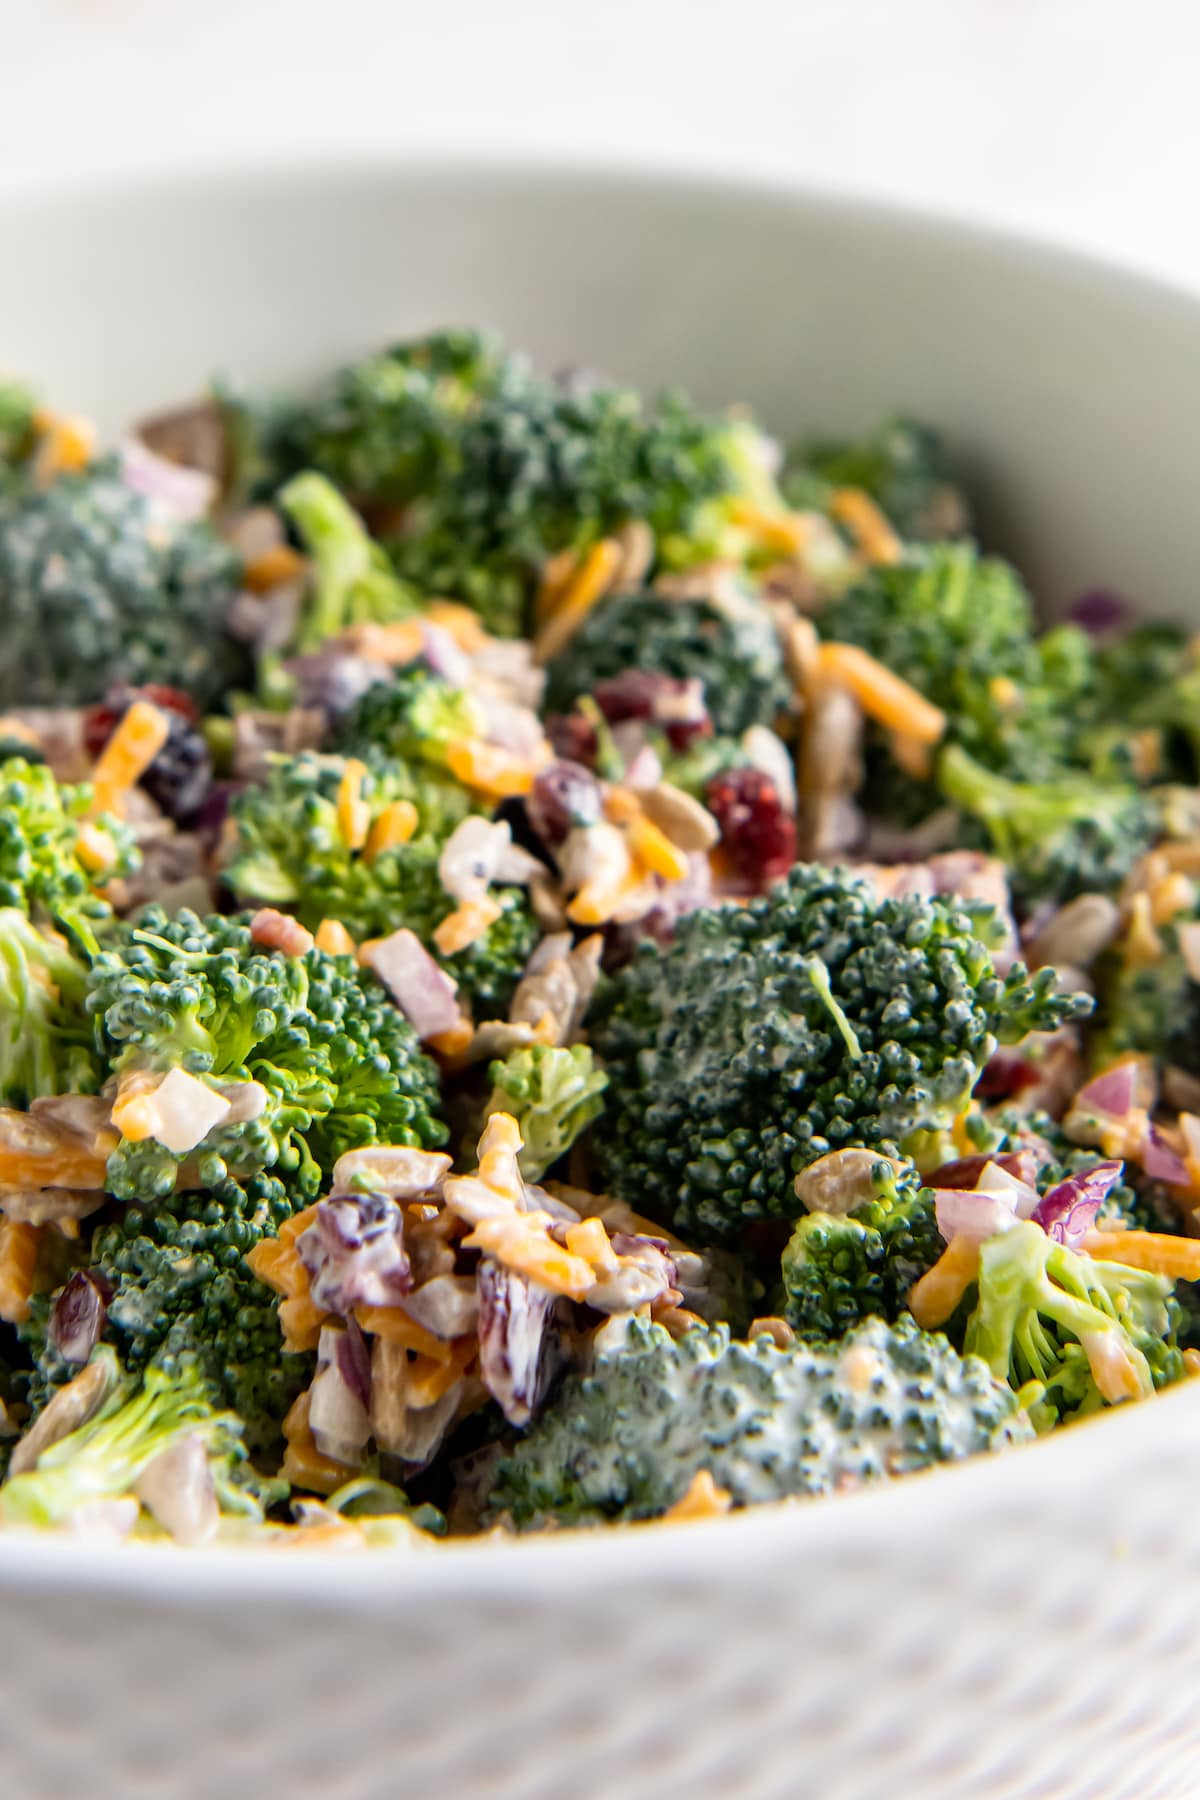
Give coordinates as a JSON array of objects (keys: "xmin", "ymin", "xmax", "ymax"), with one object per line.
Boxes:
[{"xmin": 2, "ymin": 159, "xmax": 1200, "ymax": 1800}]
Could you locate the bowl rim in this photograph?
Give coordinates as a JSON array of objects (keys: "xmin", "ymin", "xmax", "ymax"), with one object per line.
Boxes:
[{"xmin": 0, "ymin": 149, "xmax": 1197, "ymax": 1596}]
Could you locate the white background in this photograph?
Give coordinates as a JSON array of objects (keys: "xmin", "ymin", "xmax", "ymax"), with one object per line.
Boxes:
[{"xmin": 1, "ymin": 0, "xmax": 1197, "ymax": 290}]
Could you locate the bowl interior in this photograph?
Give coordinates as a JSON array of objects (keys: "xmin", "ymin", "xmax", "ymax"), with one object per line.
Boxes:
[{"xmin": 3, "ymin": 157, "xmax": 1200, "ymax": 624}]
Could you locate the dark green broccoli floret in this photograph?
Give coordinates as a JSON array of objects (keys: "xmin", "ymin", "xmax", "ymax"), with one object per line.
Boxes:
[
  {"xmin": 1095, "ymin": 914, "xmax": 1200, "ymax": 1067},
  {"xmin": 781, "ymin": 1157, "xmax": 941, "ymax": 1339},
  {"xmin": 331, "ymin": 662, "xmax": 482, "ymax": 773},
  {"xmin": 0, "ymin": 461, "xmax": 248, "ymax": 708},
  {"xmin": 0, "ymin": 755, "xmax": 138, "ymax": 943},
  {"xmin": 485, "ymin": 1313, "xmax": 1032, "ymax": 1528},
  {"xmin": 965, "ymin": 1219, "xmax": 1184, "ymax": 1429},
  {"xmin": 1080, "ymin": 623, "xmax": 1200, "ymax": 783},
  {"xmin": 939, "ymin": 743, "xmax": 1158, "ymax": 909},
  {"xmin": 224, "ymin": 753, "xmax": 535, "ymax": 1015},
  {"xmin": 0, "ymin": 379, "xmax": 37, "ymax": 467},
  {"xmin": 817, "ymin": 545, "xmax": 1092, "ymax": 783},
  {"xmin": 276, "ymin": 472, "xmax": 422, "ymax": 658},
  {"xmin": 785, "ymin": 415, "xmax": 971, "ymax": 542},
  {"xmin": 590, "ymin": 864, "xmax": 1087, "ymax": 1244},
  {"xmin": 86, "ymin": 907, "xmax": 445, "ymax": 1201},
  {"xmin": 0, "ymin": 910, "xmax": 99, "ymax": 1105},
  {"xmin": 543, "ymin": 588, "xmax": 788, "ymax": 736},
  {"xmin": 485, "ymin": 1044, "xmax": 608, "ymax": 1180},
  {"xmin": 1, "ymin": 1345, "xmax": 279, "ymax": 1528},
  {"xmin": 79, "ymin": 1175, "xmax": 311, "ymax": 1457},
  {"xmin": 220, "ymin": 329, "xmax": 506, "ymax": 505}
]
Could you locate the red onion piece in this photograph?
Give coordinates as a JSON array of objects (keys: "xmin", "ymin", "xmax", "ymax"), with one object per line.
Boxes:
[
  {"xmin": 477, "ymin": 1257, "xmax": 561, "ymax": 1427},
  {"xmin": 309, "ymin": 1324, "xmax": 373, "ymax": 1467},
  {"xmin": 1143, "ymin": 1127, "xmax": 1191, "ymax": 1187},
  {"xmin": 361, "ymin": 928, "xmax": 463, "ymax": 1040},
  {"xmin": 1031, "ymin": 1161, "xmax": 1124, "ymax": 1247},
  {"xmin": 120, "ymin": 437, "xmax": 217, "ymax": 521},
  {"xmin": 298, "ymin": 1192, "xmax": 412, "ymax": 1313},
  {"xmin": 931, "ymin": 1187, "xmax": 1024, "ymax": 1246},
  {"xmin": 134, "ymin": 1434, "xmax": 218, "ymax": 1547},
  {"xmin": 1076, "ymin": 1063, "xmax": 1139, "ymax": 1118}
]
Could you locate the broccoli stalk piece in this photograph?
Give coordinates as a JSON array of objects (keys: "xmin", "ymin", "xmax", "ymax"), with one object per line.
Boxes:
[
  {"xmin": 0, "ymin": 461, "xmax": 248, "ymax": 708},
  {"xmin": 277, "ymin": 471, "xmax": 422, "ymax": 658},
  {"xmin": 1, "ymin": 1348, "xmax": 271, "ymax": 1530},
  {"xmin": 543, "ymin": 588, "xmax": 788, "ymax": 737},
  {"xmin": 0, "ymin": 755, "xmax": 138, "ymax": 943},
  {"xmin": 485, "ymin": 1044, "xmax": 608, "ymax": 1180},
  {"xmin": 939, "ymin": 743, "xmax": 1157, "ymax": 909},
  {"xmin": 86, "ymin": 907, "xmax": 445, "ymax": 1201},
  {"xmin": 0, "ymin": 909, "xmax": 99, "ymax": 1105},
  {"xmin": 781, "ymin": 1157, "xmax": 941, "ymax": 1339},
  {"xmin": 591, "ymin": 863, "xmax": 1087, "ymax": 1244},
  {"xmin": 224, "ymin": 753, "xmax": 535, "ymax": 1016},
  {"xmin": 965, "ymin": 1220, "xmax": 1183, "ymax": 1428},
  {"xmin": 484, "ymin": 1313, "xmax": 1033, "ymax": 1528}
]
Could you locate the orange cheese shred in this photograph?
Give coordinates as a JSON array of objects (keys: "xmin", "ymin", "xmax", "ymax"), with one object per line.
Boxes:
[
  {"xmin": 818, "ymin": 641, "xmax": 946, "ymax": 746},
  {"xmin": 908, "ymin": 1234, "xmax": 981, "ymax": 1330}
]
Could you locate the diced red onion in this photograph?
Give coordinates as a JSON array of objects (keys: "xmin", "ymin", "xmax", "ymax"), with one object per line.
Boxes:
[
  {"xmin": 419, "ymin": 622, "xmax": 472, "ymax": 687},
  {"xmin": 1066, "ymin": 589, "xmax": 1133, "ymax": 636},
  {"xmin": 931, "ymin": 1186, "xmax": 1024, "ymax": 1246},
  {"xmin": 309, "ymin": 1325, "xmax": 373, "ymax": 1467},
  {"xmin": 1031, "ymin": 1161, "xmax": 1124, "ymax": 1247},
  {"xmin": 120, "ymin": 437, "xmax": 217, "ymax": 521},
  {"xmin": 298, "ymin": 1192, "xmax": 412, "ymax": 1313},
  {"xmin": 1143, "ymin": 1126, "xmax": 1191, "ymax": 1187},
  {"xmin": 401, "ymin": 1275, "xmax": 479, "ymax": 1339},
  {"xmin": 1076, "ymin": 1063, "xmax": 1139, "ymax": 1118},
  {"xmin": 477, "ymin": 1257, "xmax": 561, "ymax": 1426},
  {"xmin": 361, "ymin": 928, "xmax": 463, "ymax": 1040}
]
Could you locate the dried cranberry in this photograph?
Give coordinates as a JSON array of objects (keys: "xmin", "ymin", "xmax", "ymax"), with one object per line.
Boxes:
[
  {"xmin": 592, "ymin": 672, "xmax": 712, "ymax": 751},
  {"xmin": 546, "ymin": 711, "xmax": 599, "ymax": 768},
  {"xmin": 973, "ymin": 1050, "xmax": 1045, "ymax": 1101},
  {"xmin": 705, "ymin": 766, "xmax": 797, "ymax": 889},
  {"xmin": 527, "ymin": 760, "xmax": 603, "ymax": 848}
]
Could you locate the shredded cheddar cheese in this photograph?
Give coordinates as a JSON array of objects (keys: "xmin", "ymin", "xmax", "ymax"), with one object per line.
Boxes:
[
  {"xmin": 662, "ymin": 1470, "xmax": 734, "ymax": 1521},
  {"xmin": 89, "ymin": 700, "xmax": 171, "ymax": 815},
  {"xmin": 315, "ymin": 918, "xmax": 357, "ymax": 957},
  {"xmin": 0, "ymin": 1221, "xmax": 42, "ymax": 1324},
  {"xmin": 433, "ymin": 895, "xmax": 502, "ymax": 956},
  {"xmin": 818, "ymin": 641, "xmax": 946, "ymax": 746},
  {"xmin": 336, "ymin": 759, "xmax": 371, "ymax": 851},
  {"xmin": 532, "ymin": 538, "xmax": 623, "ymax": 663},
  {"xmin": 908, "ymin": 1234, "xmax": 981, "ymax": 1330},
  {"xmin": 829, "ymin": 487, "xmax": 903, "ymax": 565},
  {"xmin": 364, "ymin": 800, "xmax": 419, "ymax": 861}
]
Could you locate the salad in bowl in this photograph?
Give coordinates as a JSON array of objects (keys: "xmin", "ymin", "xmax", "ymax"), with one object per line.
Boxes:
[{"xmin": 0, "ymin": 330, "xmax": 1196, "ymax": 1550}]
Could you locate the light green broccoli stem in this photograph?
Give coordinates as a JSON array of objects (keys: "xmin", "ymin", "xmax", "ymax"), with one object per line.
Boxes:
[
  {"xmin": 486, "ymin": 1043, "xmax": 608, "ymax": 1180},
  {"xmin": 938, "ymin": 743, "xmax": 1129, "ymax": 857},
  {"xmin": 0, "ymin": 909, "xmax": 99, "ymax": 1104},
  {"xmin": 806, "ymin": 956, "xmax": 863, "ymax": 1059},
  {"xmin": 278, "ymin": 471, "xmax": 421, "ymax": 653},
  {"xmin": 1, "ymin": 1351, "xmax": 248, "ymax": 1529}
]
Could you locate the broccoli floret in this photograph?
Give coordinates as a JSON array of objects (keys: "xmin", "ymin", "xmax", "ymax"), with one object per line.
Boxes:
[
  {"xmin": 485, "ymin": 1044, "xmax": 608, "ymax": 1180},
  {"xmin": 1095, "ymin": 910, "xmax": 1200, "ymax": 1066},
  {"xmin": 817, "ymin": 545, "xmax": 1090, "ymax": 783},
  {"xmin": 1079, "ymin": 623, "xmax": 1200, "ymax": 783},
  {"xmin": 0, "ymin": 755, "xmax": 138, "ymax": 942},
  {"xmin": 1, "ymin": 1346, "xmax": 275, "ymax": 1529},
  {"xmin": 785, "ymin": 415, "xmax": 970, "ymax": 543},
  {"xmin": 86, "ymin": 907, "xmax": 445, "ymax": 1201},
  {"xmin": 965, "ymin": 1219, "xmax": 1183, "ymax": 1428},
  {"xmin": 0, "ymin": 379, "xmax": 37, "ymax": 468},
  {"xmin": 485, "ymin": 1313, "xmax": 1032, "ymax": 1528},
  {"xmin": 543, "ymin": 588, "xmax": 788, "ymax": 736},
  {"xmin": 0, "ymin": 910, "xmax": 99, "ymax": 1105},
  {"xmin": 939, "ymin": 743, "xmax": 1157, "ymax": 909},
  {"xmin": 781, "ymin": 1158, "xmax": 941, "ymax": 1339},
  {"xmin": 220, "ymin": 329, "xmax": 506, "ymax": 505},
  {"xmin": 224, "ymin": 754, "xmax": 535, "ymax": 1014},
  {"xmin": 590, "ymin": 864, "xmax": 1086, "ymax": 1244},
  {"xmin": 331, "ymin": 662, "xmax": 482, "ymax": 772},
  {"xmin": 0, "ymin": 461, "xmax": 248, "ymax": 708},
  {"xmin": 276, "ymin": 472, "xmax": 422, "ymax": 657},
  {"xmin": 77, "ymin": 1174, "xmax": 311, "ymax": 1457}
]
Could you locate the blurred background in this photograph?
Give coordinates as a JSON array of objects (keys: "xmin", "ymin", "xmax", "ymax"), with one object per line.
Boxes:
[{"xmin": 1, "ymin": 0, "xmax": 1193, "ymax": 287}]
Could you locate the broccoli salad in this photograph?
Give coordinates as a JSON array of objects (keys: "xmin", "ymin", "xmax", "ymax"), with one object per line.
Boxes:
[{"xmin": 0, "ymin": 337, "xmax": 1197, "ymax": 1550}]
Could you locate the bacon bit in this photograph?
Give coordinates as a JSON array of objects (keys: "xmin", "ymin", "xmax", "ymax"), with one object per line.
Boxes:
[
  {"xmin": 364, "ymin": 800, "xmax": 419, "ymax": 862},
  {"xmin": 89, "ymin": 699, "xmax": 171, "ymax": 815},
  {"xmin": 1081, "ymin": 1228, "xmax": 1200, "ymax": 1282},
  {"xmin": 829, "ymin": 487, "xmax": 903, "ymax": 566},
  {"xmin": 533, "ymin": 538, "xmax": 624, "ymax": 663},
  {"xmin": 74, "ymin": 822, "xmax": 119, "ymax": 875},
  {"xmin": 444, "ymin": 739, "xmax": 542, "ymax": 799},
  {"xmin": 887, "ymin": 730, "xmax": 933, "ymax": 782},
  {"xmin": 243, "ymin": 542, "xmax": 307, "ymax": 594},
  {"xmin": 535, "ymin": 547, "xmax": 582, "ymax": 623},
  {"xmin": 0, "ymin": 1221, "xmax": 42, "ymax": 1324},
  {"xmin": 354, "ymin": 1305, "xmax": 453, "ymax": 1361},
  {"xmin": 908, "ymin": 1234, "xmax": 981, "ymax": 1330},
  {"xmin": 749, "ymin": 1315, "xmax": 796, "ymax": 1350},
  {"xmin": 250, "ymin": 908, "xmax": 315, "ymax": 958},
  {"xmin": 422, "ymin": 601, "xmax": 490, "ymax": 652},
  {"xmin": 818, "ymin": 641, "xmax": 946, "ymax": 746},
  {"xmin": 627, "ymin": 813, "xmax": 691, "ymax": 883},
  {"xmin": 315, "ymin": 919, "xmax": 357, "ymax": 957},
  {"xmin": 406, "ymin": 1338, "xmax": 476, "ymax": 1408},
  {"xmin": 336, "ymin": 759, "xmax": 371, "ymax": 851},
  {"xmin": 662, "ymin": 1470, "xmax": 734, "ymax": 1522},
  {"xmin": 726, "ymin": 498, "xmax": 812, "ymax": 559},
  {"xmin": 462, "ymin": 1213, "xmax": 594, "ymax": 1300},
  {"xmin": 433, "ymin": 895, "xmax": 502, "ymax": 956},
  {"xmin": 32, "ymin": 413, "xmax": 96, "ymax": 484},
  {"xmin": 281, "ymin": 1391, "xmax": 355, "ymax": 1496}
]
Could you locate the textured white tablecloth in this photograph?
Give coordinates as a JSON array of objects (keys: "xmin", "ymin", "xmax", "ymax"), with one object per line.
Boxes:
[{"xmin": 0, "ymin": 0, "xmax": 1194, "ymax": 289}]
